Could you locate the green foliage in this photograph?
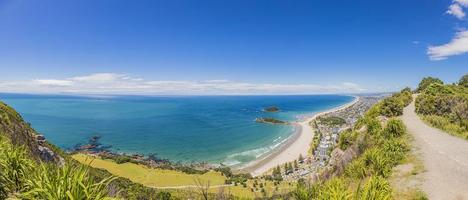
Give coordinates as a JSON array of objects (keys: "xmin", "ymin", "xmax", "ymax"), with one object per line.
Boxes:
[
  {"xmin": 362, "ymin": 149, "xmax": 391, "ymax": 178},
  {"xmin": 319, "ymin": 178, "xmax": 351, "ymax": 200},
  {"xmin": 459, "ymin": 74, "xmax": 468, "ymax": 87},
  {"xmin": 356, "ymin": 176, "xmax": 392, "ymax": 200},
  {"xmin": 338, "ymin": 130, "xmax": 357, "ymax": 150},
  {"xmin": 0, "ymin": 136, "xmax": 114, "ymax": 199},
  {"xmin": 382, "ymin": 119, "xmax": 406, "ymax": 138},
  {"xmin": 318, "ymin": 116, "xmax": 346, "ymax": 126},
  {"xmin": 0, "ymin": 137, "xmax": 34, "ymax": 195},
  {"xmin": 401, "ymin": 87, "xmax": 412, "ymax": 94},
  {"xmin": 23, "ymin": 163, "xmax": 114, "ymax": 200},
  {"xmin": 417, "ymin": 76, "xmax": 443, "ymax": 92},
  {"xmin": 366, "ymin": 118, "xmax": 382, "ymax": 136},
  {"xmin": 292, "ymin": 182, "xmax": 320, "ymax": 200},
  {"xmin": 415, "ymin": 75, "xmax": 468, "ymax": 140},
  {"xmin": 344, "ymin": 158, "xmax": 367, "ymax": 179},
  {"xmin": 382, "ymin": 138, "xmax": 408, "ymax": 165},
  {"xmin": 380, "ymin": 97, "xmax": 403, "ymax": 117},
  {"xmin": 114, "ymin": 155, "xmax": 132, "ymax": 164},
  {"xmin": 421, "ymin": 115, "xmax": 468, "ymax": 139}
]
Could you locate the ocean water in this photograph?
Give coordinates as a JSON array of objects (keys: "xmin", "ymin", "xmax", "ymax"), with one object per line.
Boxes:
[{"xmin": 0, "ymin": 94, "xmax": 353, "ymax": 166}]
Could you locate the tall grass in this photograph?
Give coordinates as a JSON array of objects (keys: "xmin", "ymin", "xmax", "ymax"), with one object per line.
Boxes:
[
  {"xmin": 0, "ymin": 136, "xmax": 34, "ymax": 196},
  {"xmin": 0, "ymin": 135, "xmax": 114, "ymax": 199},
  {"xmin": 22, "ymin": 163, "xmax": 114, "ymax": 200},
  {"xmin": 421, "ymin": 115, "xmax": 468, "ymax": 139},
  {"xmin": 356, "ymin": 176, "xmax": 392, "ymax": 200}
]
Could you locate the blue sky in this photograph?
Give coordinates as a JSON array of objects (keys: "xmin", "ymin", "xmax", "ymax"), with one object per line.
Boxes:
[{"xmin": 0, "ymin": 0, "xmax": 467, "ymax": 94}]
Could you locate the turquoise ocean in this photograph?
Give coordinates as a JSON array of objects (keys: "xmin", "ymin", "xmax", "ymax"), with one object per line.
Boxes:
[{"xmin": 0, "ymin": 94, "xmax": 353, "ymax": 166}]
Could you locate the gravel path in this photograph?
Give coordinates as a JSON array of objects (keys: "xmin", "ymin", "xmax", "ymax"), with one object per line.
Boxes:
[{"xmin": 401, "ymin": 98, "xmax": 468, "ymax": 200}]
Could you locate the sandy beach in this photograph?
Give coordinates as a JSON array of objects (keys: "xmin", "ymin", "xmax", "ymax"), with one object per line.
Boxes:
[{"xmin": 244, "ymin": 96, "xmax": 359, "ymax": 177}]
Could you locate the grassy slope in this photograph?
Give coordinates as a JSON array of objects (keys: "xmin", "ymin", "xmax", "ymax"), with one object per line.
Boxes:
[
  {"xmin": 73, "ymin": 154, "xmax": 226, "ymax": 187},
  {"xmin": 73, "ymin": 154, "xmax": 295, "ymax": 198}
]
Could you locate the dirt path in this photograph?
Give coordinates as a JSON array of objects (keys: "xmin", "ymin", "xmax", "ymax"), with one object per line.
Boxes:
[{"xmin": 401, "ymin": 98, "xmax": 468, "ymax": 200}]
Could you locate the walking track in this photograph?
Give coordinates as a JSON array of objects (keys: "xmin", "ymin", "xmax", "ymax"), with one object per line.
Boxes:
[{"xmin": 401, "ymin": 98, "xmax": 468, "ymax": 200}]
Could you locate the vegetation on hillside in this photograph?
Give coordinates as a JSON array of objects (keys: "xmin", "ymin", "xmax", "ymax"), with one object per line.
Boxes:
[
  {"xmin": 0, "ymin": 135, "xmax": 113, "ymax": 199},
  {"xmin": 415, "ymin": 75, "xmax": 468, "ymax": 139},
  {"xmin": 290, "ymin": 89, "xmax": 419, "ymax": 200},
  {"xmin": 255, "ymin": 117, "xmax": 287, "ymax": 124},
  {"xmin": 317, "ymin": 116, "xmax": 346, "ymax": 126}
]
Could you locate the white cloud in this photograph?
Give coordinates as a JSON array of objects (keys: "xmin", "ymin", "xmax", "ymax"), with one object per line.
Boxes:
[
  {"xmin": 447, "ymin": 3, "xmax": 466, "ymax": 19},
  {"xmin": 0, "ymin": 73, "xmax": 367, "ymax": 95},
  {"xmin": 34, "ymin": 79, "xmax": 73, "ymax": 86},
  {"xmin": 455, "ymin": 0, "xmax": 468, "ymax": 7},
  {"xmin": 70, "ymin": 73, "xmax": 127, "ymax": 83},
  {"xmin": 427, "ymin": 30, "xmax": 468, "ymax": 60}
]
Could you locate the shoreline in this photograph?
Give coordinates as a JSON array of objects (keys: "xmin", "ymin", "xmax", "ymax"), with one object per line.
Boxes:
[{"xmin": 242, "ymin": 96, "xmax": 359, "ymax": 177}]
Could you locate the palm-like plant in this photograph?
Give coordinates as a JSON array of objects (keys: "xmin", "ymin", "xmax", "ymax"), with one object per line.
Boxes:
[
  {"xmin": 292, "ymin": 182, "xmax": 321, "ymax": 200},
  {"xmin": 356, "ymin": 176, "xmax": 392, "ymax": 200},
  {"xmin": 22, "ymin": 163, "xmax": 114, "ymax": 200},
  {"xmin": 319, "ymin": 178, "xmax": 351, "ymax": 200},
  {"xmin": 0, "ymin": 139, "xmax": 34, "ymax": 195}
]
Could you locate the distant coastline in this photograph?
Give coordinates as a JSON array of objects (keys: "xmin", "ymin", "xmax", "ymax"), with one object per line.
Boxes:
[{"xmin": 242, "ymin": 95, "xmax": 359, "ymax": 176}]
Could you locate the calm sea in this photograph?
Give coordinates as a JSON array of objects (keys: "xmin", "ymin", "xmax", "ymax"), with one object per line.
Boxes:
[{"xmin": 0, "ymin": 94, "xmax": 353, "ymax": 166}]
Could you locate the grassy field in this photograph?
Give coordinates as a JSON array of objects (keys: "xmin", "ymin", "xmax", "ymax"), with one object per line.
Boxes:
[
  {"xmin": 72, "ymin": 154, "xmax": 295, "ymax": 198},
  {"xmin": 72, "ymin": 154, "xmax": 226, "ymax": 187}
]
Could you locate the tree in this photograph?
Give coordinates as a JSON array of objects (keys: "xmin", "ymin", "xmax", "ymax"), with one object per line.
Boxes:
[
  {"xmin": 417, "ymin": 77, "xmax": 443, "ymax": 92},
  {"xmin": 400, "ymin": 87, "xmax": 412, "ymax": 94},
  {"xmin": 459, "ymin": 74, "xmax": 468, "ymax": 87}
]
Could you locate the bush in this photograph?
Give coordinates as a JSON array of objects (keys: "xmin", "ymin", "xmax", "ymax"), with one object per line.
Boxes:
[
  {"xmin": 380, "ymin": 97, "xmax": 403, "ymax": 117},
  {"xmin": 363, "ymin": 149, "xmax": 391, "ymax": 178},
  {"xmin": 338, "ymin": 130, "xmax": 357, "ymax": 150},
  {"xmin": 417, "ymin": 77, "xmax": 443, "ymax": 92},
  {"xmin": 357, "ymin": 176, "xmax": 392, "ymax": 200},
  {"xmin": 459, "ymin": 74, "xmax": 468, "ymax": 87},
  {"xmin": 421, "ymin": 115, "xmax": 468, "ymax": 139},
  {"xmin": 0, "ymin": 139, "xmax": 34, "ymax": 195},
  {"xmin": 382, "ymin": 119, "xmax": 406, "ymax": 138},
  {"xmin": 344, "ymin": 158, "xmax": 367, "ymax": 179},
  {"xmin": 320, "ymin": 178, "xmax": 351, "ymax": 200},
  {"xmin": 23, "ymin": 163, "xmax": 114, "ymax": 200},
  {"xmin": 382, "ymin": 138, "xmax": 408, "ymax": 165},
  {"xmin": 114, "ymin": 155, "xmax": 132, "ymax": 164}
]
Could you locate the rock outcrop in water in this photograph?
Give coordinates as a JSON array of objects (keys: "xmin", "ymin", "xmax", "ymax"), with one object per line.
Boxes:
[
  {"xmin": 263, "ymin": 106, "xmax": 280, "ymax": 112},
  {"xmin": 255, "ymin": 117, "xmax": 287, "ymax": 125}
]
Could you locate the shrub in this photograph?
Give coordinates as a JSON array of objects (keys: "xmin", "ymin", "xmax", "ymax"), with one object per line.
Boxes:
[
  {"xmin": 421, "ymin": 115, "xmax": 468, "ymax": 139},
  {"xmin": 459, "ymin": 74, "xmax": 468, "ymax": 87},
  {"xmin": 363, "ymin": 149, "xmax": 391, "ymax": 178},
  {"xmin": 344, "ymin": 158, "xmax": 367, "ymax": 179},
  {"xmin": 338, "ymin": 130, "xmax": 357, "ymax": 150},
  {"xmin": 417, "ymin": 77, "xmax": 443, "ymax": 92},
  {"xmin": 356, "ymin": 176, "xmax": 392, "ymax": 200},
  {"xmin": 319, "ymin": 178, "xmax": 351, "ymax": 200},
  {"xmin": 366, "ymin": 118, "xmax": 382, "ymax": 136},
  {"xmin": 23, "ymin": 163, "xmax": 114, "ymax": 200},
  {"xmin": 382, "ymin": 138, "xmax": 408, "ymax": 165},
  {"xmin": 380, "ymin": 97, "xmax": 403, "ymax": 117},
  {"xmin": 382, "ymin": 118, "xmax": 406, "ymax": 138},
  {"xmin": 0, "ymin": 140, "xmax": 34, "ymax": 195}
]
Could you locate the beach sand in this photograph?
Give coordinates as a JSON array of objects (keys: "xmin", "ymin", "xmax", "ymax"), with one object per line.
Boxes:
[{"xmin": 244, "ymin": 96, "xmax": 359, "ymax": 177}]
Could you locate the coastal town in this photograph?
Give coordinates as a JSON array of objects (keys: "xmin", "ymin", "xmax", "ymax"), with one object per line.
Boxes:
[{"xmin": 277, "ymin": 95, "xmax": 386, "ymax": 181}]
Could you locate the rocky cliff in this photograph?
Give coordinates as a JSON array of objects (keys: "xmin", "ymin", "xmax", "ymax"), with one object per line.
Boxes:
[{"xmin": 0, "ymin": 101, "xmax": 63, "ymax": 164}]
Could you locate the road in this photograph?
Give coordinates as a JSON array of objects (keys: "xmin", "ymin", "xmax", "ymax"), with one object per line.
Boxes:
[{"xmin": 401, "ymin": 98, "xmax": 468, "ymax": 200}]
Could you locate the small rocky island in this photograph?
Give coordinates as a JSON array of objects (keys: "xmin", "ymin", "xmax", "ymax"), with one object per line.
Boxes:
[
  {"xmin": 255, "ymin": 117, "xmax": 287, "ymax": 125},
  {"xmin": 263, "ymin": 106, "xmax": 280, "ymax": 112}
]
